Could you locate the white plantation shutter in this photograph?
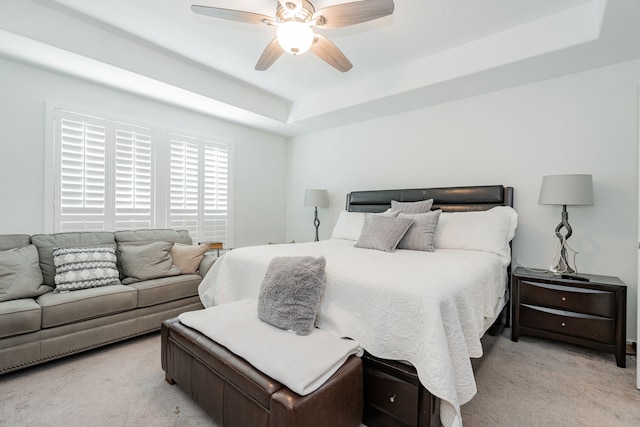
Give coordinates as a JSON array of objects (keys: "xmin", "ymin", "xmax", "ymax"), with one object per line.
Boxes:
[
  {"xmin": 169, "ymin": 137, "xmax": 199, "ymax": 236},
  {"xmin": 50, "ymin": 106, "xmax": 231, "ymax": 244},
  {"xmin": 56, "ymin": 111, "xmax": 108, "ymax": 232},
  {"xmin": 114, "ymin": 126, "xmax": 153, "ymax": 230},
  {"xmin": 203, "ymin": 144, "xmax": 229, "ymax": 243},
  {"xmin": 169, "ymin": 134, "xmax": 229, "ymax": 245}
]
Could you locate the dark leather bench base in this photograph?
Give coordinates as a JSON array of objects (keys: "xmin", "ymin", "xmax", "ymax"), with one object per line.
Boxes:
[{"xmin": 161, "ymin": 317, "xmax": 363, "ymax": 427}]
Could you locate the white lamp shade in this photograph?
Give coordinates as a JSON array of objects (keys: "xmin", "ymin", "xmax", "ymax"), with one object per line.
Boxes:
[
  {"xmin": 538, "ymin": 174, "xmax": 594, "ymax": 206},
  {"xmin": 304, "ymin": 189, "xmax": 329, "ymax": 207},
  {"xmin": 277, "ymin": 21, "xmax": 314, "ymax": 55}
]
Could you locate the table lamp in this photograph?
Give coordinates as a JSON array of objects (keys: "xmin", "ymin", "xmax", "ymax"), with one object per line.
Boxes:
[
  {"xmin": 304, "ymin": 189, "xmax": 329, "ymax": 242},
  {"xmin": 538, "ymin": 174, "xmax": 594, "ymax": 274}
]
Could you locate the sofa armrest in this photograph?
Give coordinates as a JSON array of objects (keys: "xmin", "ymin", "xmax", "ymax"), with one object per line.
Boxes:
[{"xmin": 198, "ymin": 254, "xmax": 217, "ymax": 278}]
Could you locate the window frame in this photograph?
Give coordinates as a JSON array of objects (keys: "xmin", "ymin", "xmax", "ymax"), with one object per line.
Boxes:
[{"xmin": 44, "ymin": 101, "xmax": 234, "ymax": 247}]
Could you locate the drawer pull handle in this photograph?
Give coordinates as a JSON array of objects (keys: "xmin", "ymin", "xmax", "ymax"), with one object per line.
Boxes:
[
  {"xmin": 389, "ymin": 394, "xmax": 396, "ymax": 403},
  {"xmin": 561, "ymin": 297, "xmax": 567, "ymax": 302},
  {"xmin": 561, "ymin": 322, "xmax": 566, "ymax": 327}
]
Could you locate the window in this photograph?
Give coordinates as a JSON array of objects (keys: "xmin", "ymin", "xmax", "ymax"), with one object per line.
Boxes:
[
  {"xmin": 50, "ymin": 107, "xmax": 231, "ymax": 246},
  {"xmin": 168, "ymin": 133, "xmax": 229, "ymax": 244}
]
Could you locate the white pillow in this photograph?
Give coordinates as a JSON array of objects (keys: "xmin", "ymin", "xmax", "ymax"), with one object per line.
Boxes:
[
  {"xmin": 331, "ymin": 211, "xmax": 365, "ymax": 241},
  {"xmin": 434, "ymin": 206, "xmax": 518, "ymax": 264}
]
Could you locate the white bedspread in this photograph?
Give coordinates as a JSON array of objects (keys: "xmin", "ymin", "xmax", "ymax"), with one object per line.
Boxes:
[
  {"xmin": 198, "ymin": 239, "xmax": 508, "ymax": 427},
  {"xmin": 178, "ymin": 301, "xmax": 362, "ymax": 396}
]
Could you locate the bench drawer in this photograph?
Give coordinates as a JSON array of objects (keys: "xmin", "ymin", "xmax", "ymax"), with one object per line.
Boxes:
[{"xmin": 364, "ymin": 365, "xmax": 419, "ymax": 426}]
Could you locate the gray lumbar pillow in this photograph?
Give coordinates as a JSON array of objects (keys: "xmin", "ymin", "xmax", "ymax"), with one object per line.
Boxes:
[
  {"xmin": 257, "ymin": 256, "xmax": 327, "ymax": 336},
  {"xmin": 0, "ymin": 245, "xmax": 48, "ymax": 302},
  {"xmin": 354, "ymin": 215, "xmax": 414, "ymax": 252},
  {"xmin": 397, "ymin": 210, "xmax": 442, "ymax": 252}
]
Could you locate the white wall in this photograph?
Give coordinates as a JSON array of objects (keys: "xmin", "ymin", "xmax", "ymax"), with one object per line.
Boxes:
[
  {"xmin": 286, "ymin": 59, "xmax": 640, "ymax": 342},
  {"xmin": 0, "ymin": 57, "xmax": 288, "ymax": 248}
]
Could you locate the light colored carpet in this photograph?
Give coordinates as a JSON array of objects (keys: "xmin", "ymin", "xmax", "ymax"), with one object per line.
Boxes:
[
  {"xmin": 461, "ymin": 330, "xmax": 639, "ymax": 426},
  {"xmin": 0, "ymin": 329, "xmax": 638, "ymax": 426}
]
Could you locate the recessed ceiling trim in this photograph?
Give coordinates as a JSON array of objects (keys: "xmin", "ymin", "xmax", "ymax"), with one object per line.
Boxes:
[
  {"xmin": 288, "ymin": 0, "xmax": 605, "ymax": 123},
  {"xmin": 0, "ymin": 29, "xmax": 295, "ymax": 136}
]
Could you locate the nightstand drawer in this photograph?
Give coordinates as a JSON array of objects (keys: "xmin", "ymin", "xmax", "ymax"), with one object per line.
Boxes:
[
  {"xmin": 520, "ymin": 280, "xmax": 615, "ymax": 318},
  {"xmin": 520, "ymin": 304, "xmax": 615, "ymax": 344},
  {"xmin": 364, "ymin": 365, "xmax": 418, "ymax": 427}
]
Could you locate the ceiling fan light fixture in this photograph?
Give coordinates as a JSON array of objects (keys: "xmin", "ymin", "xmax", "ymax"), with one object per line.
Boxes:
[{"xmin": 276, "ymin": 21, "xmax": 314, "ymax": 55}]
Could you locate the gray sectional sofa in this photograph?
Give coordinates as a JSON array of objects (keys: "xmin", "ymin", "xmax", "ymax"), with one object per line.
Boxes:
[{"xmin": 0, "ymin": 229, "xmax": 213, "ymax": 374}]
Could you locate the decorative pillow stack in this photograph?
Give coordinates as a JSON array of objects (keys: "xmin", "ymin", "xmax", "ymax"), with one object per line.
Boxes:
[
  {"xmin": 354, "ymin": 198, "xmax": 439, "ymax": 253},
  {"xmin": 332, "ymin": 199, "xmax": 518, "ymax": 260},
  {"xmin": 53, "ymin": 246, "xmax": 121, "ymax": 293}
]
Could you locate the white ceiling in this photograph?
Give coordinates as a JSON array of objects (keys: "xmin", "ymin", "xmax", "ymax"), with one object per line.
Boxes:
[{"xmin": 1, "ymin": 0, "xmax": 640, "ymax": 136}]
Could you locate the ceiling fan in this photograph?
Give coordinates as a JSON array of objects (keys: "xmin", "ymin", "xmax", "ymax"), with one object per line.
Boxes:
[{"xmin": 191, "ymin": 0, "xmax": 395, "ymax": 72}]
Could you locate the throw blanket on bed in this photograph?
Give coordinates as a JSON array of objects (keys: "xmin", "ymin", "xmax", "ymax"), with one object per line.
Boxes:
[
  {"xmin": 198, "ymin": 239, "xmax": 508, "ymax": 427},
  {"xmin": 178, "ymin": 300, "xmax": 363, "ymax": 396}
]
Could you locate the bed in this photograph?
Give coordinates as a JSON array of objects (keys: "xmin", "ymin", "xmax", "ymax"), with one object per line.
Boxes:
[{"xmin": 195, "ymin": 185, "xmax": 516, "ymax": 427}]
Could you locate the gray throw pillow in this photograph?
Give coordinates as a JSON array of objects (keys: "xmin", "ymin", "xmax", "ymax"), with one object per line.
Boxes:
[
  {"xmin": 391, "ymin": 198, "xmax": 434, "ymax": 214},
  {"xmin": 53, "ymin": 246, "xmax": 121, "ymax": 292},
  {"xmin": 118, "ymin": 241, "xmax": 181, "ymax": 282},
  {"xmin": 0, "ymin": 245, "xmax": 48, "ymax": 302},
  {"xmin": 354, "ymin": 215, "xmax": 414, "ymax": 252},
  {"xmin": 30, "ymin": 232, "xmax": 116, "ymax": 287},
  {"xmin": 257, "ymin": 256, "xmax": 327, "ymax": 336},
  {"xmin": 171, "ymin": 243, "xmax": 209, "ymax": 274},
  {"xmin": 397, "ymin": 210, "xmax": 442, "ymax": 252}
]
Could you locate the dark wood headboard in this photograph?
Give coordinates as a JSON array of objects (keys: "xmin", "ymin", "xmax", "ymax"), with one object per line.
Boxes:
[{"xmin": 346, "ymin": 185, "xmax": 514, "ymax": 213}]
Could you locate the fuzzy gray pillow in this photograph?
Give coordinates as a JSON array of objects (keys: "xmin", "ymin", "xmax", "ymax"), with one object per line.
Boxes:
[{"xmin": 257, "ymin": 256, "xmax": 327, "ymax": 336}]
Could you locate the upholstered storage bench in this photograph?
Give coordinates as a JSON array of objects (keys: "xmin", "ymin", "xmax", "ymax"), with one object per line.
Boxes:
[{"xmin": 161, "ymin": 317, "xmax": 363, "ymax": 427}]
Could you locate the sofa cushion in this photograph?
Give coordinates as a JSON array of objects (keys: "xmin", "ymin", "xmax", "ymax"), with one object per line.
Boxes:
[
  {"xmin": 0, "ymin": 234, "xmax": 31, "ymax": 251},
  {"xmin": 0, "ymin": 245, "xmax": 50, "ymax": 302},
  {"xmin": 118, "ymin": 241, "xmax": 181, "ymax": 282},
  {"xmin": 126, "ymin": 274, "xmax": 201, "ymax": 308},
  {"xmin": 114, "ymin": 229, "xmax": 192, "ymax": 245},
  {"xmin": 0, "ymin": 299, "xmax": 42, "ymax": 339},
  {"xmin": 37, "ymin": 284, "xmax": 137, "ymax": 328},
  {"xmin": 30, "ymin": 232, "xmax": 116, "ymax": 287}
]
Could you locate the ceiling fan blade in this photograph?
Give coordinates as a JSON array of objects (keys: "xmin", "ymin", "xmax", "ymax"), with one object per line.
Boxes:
[
  {"xmin": 313, "ymin": 0, "xmax": 394, "ymax": 28},
  {"xmin": 191, "ymin": 5, "xmax": 273, "ymax": 25},
  {"xmin": 255, "ymin": 39, "xmax": 284, "ymax": 71},
  {"xmin": 310, "ymin": 34, "xmax": 353, "ymax": 72}
]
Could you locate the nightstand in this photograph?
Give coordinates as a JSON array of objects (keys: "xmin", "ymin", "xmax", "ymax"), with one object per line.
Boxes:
[{"xmin": 511, "ymin": 267, "xmax": 627, "ymax": 368}]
